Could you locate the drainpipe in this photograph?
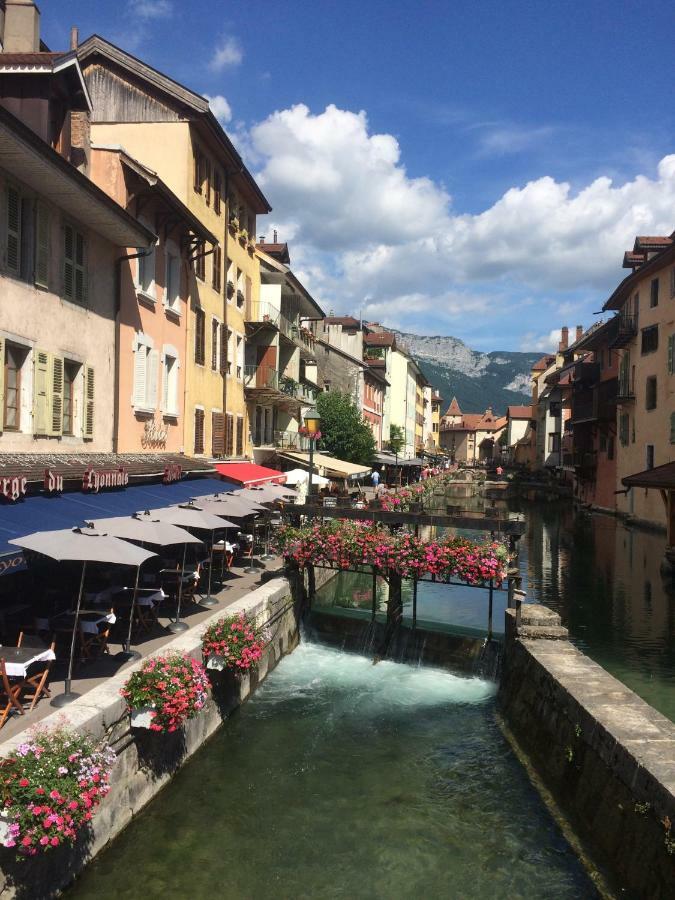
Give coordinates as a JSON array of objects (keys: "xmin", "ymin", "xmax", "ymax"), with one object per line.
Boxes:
[{"xmin": 114, "ymin": 249, "xmax": 154, "ymax": 454}]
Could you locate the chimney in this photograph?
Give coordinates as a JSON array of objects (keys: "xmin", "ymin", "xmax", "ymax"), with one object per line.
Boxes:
[
  {"xmin": 70, "ymin": 25, "xmax": 79, "ymax": 50},
  {"xmin": 576, "ymin": 324, "xmax": 583, "ymax": 342},
  {"xmin": 258, "ymin": 235, "xmax": 266, "ymax": 243},
  {"xmin": 3, "ymin": 0, "xmax": 40, "ymax": 52},
  {"xmin": 273, "ymin": 229, "xmax": 278, "ymax": 242},
  {"xmin": 558, "ymin": 326, "xmax": 569, "ymax": 352}
]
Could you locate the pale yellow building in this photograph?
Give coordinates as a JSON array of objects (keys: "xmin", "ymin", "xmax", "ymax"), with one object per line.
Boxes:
[{"xmin": 77, "ymin": 36, "xmax": 270, "ymax": 459}]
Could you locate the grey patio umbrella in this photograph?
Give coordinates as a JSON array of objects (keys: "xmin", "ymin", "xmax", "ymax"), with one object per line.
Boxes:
[
  {"xmin": 9, "ymin": 526, "xmax": 156, "ymax": 706},
  {"xmin": 88, "ymin": 514, "xmax": 203, "ymax": 657},
  {"xmin": 191, "ymin": 495, "xmax": 267, "ymax": 573},
  {"xmin": 242, "ymin": 483, "xmax": 298, "ymax": 502},
  {"xmin": 148, "ymin": 504, "xmax": 237, "ymax": 615}
]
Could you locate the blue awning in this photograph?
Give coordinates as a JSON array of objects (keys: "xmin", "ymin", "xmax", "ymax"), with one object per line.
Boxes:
[{"xmin": 0, "ymin": 477, "xmax": 239, "ymax": 573}]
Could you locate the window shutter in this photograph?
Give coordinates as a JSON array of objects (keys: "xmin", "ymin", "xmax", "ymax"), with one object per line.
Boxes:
[
  {"xmin": 133, "ymin": 341, "xmax": 148, "ymax": 407},
  {"xmin": 225, "ymin": 413, "xmax": 234, "ymax": 456},
  {"xmin": 49, "ymin": 354, "xmax": 64, "ymax": 436},
  {"xmin": 0, "ymin": 337, "xmax": 4, "ymax": 431},
  {"xmin": 64, "ymin": 224, "xmax": 74, "ymax": 299},
  {"xmin": 195, "ymin": 308, "xmax": 205, "ymax": 364},
  {"xmin": 34, "ymin": 202, "xmax": 50, "ymax": 288},
  {"xmin": 33, "ymin": 349, "xmax": 50, "ymax": 435},
  {"xmin": 212, "ymin": 411, "xmax": 225, "ymax": 455},
  {"xmin": 84, "ymin": 365, "xmax": 95, "ymax": 439},
  {"xmin": 193, "ymin": 150, "xmax": 201, "ymax": 192},
  {"xmin": 147, "ymin": 349, "xmax": 159, "ymax": 409},
  {"xmin": 220, "ymin": 323, "xmax": 227, "ymax": 373},
  {"xmin": 668, "ymin": 335, "xmax": 674, "ymax": 375},
  {"xmin": 75, "ymin": 231, "xmax": 86, "ymax": 303},
  {"xmin": 236, "ymin": 416, "xmax": 244, "ymax": 456},
  {"xmin": 162, "ymin": 356, "xmax": 170, "ymax": 413},
  {"xmin": 6, "ymin": 186, "xmax": 21, "ymax": 274},
  {"xmin": 194, "ymin": 408, "xmax": 204, "ymax": 454},
  {"xmin": 671, "ymin": 412, "xmax": 675, "ymax": 444},
  {"xmin": 205, "ymin": 160, "xmax": 211, "ymax": 206}
]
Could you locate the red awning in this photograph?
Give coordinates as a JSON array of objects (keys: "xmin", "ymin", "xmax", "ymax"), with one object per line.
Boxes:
[{"xmin": 214, "ymin": 463, "xmax": 286, "ymax": 486}]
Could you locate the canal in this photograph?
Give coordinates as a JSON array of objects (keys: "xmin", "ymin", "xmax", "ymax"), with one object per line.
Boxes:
[
  {"xmin": 68, "ymin": 642, "xmax": 595, "ymax": 899},
  {"xmin": 312, "ymin": 501, "xmax": 675, "ymax": 722}
]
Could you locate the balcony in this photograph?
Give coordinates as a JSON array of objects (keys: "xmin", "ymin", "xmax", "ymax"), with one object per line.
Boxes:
[
  {"xmin": 278, "ymin": 312, "xmax": 317, "ymax": 357},
  {"xmin": 245, "ymin": 301, "xmax": 281, "ymax": 328},
  {"xmin": 243, "ymin": 365, "xmax": 279, "ymax": 399},
  {"xmin": 252, "ymin": 429, "xmax": 311, "ymax": 450},
  {"xmin": 595, "ymin": 378, "xmax": 618, "ymax": 421},
  {"xmin": 617, "ymin": 376, "xmax": 635, "ymax": 402},
  {"xmin": 279, "ymin": 375, "xmax": 318, "ymax": 404},
  {"xmin": 571, "ymin": 392, "xmax": 595, "ymax": 423},
  {"xmin": 574, "ymin": 450, "xmax": 597, "ymax": 476},
  {"xmin": 610, "ymin": 312, "xmax": 637, "ymax": 349}
]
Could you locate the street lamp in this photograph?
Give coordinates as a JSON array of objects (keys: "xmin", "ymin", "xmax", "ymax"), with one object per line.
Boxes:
[{"xmin": 304, "ymin": 407, "xmax": 321, "ymax": 500}]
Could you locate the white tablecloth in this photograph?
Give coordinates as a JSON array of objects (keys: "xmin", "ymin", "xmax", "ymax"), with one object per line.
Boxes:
[
  {"xmin": 85, "ymin": 586, "xmax": 125, "ymax": 605},
  {"xmin": 116, "ymin": 589, "xmax": 166, "ymax": 607},
  {"xmin": 4, "ymin": 649, "xmax": 55, "ymax": 678},
  {"xmin": 36, "ymin": 612, "xmax": 117, "ymax": 635}
]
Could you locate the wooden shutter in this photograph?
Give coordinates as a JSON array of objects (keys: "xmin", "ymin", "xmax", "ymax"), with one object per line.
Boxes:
[
  {"xmin": 33, "ymin": 349, "xmax": 50, "ymax": 435},
  {"xmin": 211, "ymin": 319, "xmax": 218, "ymax": 370},
  {"xmin": 133, "ymin": 341, "xmax": 148, "ymax": 407},
  {"xmin": 236, "ymin": 416, "xmax": 244, "ymax": 456},
  {"xmin": 212, "ymin": 412, "xmax": 225, "ymax": 455},
  {"xmin": 671, "ymin": 412, "xmax": 675, "ymax": 444},
  {"xmin": 64, "ymin": 224, "xmax": 74, "ymax": 299},
  {"xmin": 225, "ymin": 413, "xmax": 234, "ymax": 456},
  {"xmin": 75, "ymin": 231, "xmax": 86, "ymax": 303},
  {"xmin": 668, "ymin": 335, "xmax": 674, "ymax": 375},
  {"xmin": 34, "ymin": 202, "xmax": 50, "ymax": 288},
  {"xmin": 6, "ymin": 186, "xmax": 21, "ymax": 274},
  {"xmin": 205, "ymin": 160, "xmax": 211, "ymax": 206},
  {"xmin": 147, "ymin": 349, "xmax": 159, "ymax": 409},
  {"xmin": 220, "ymin": 323, "xmax": 227, "ymax": 373},
  {"xmin": 193, "ymin": 149, "xmax": 201, "ymax": 192},
  {"xmin": 0, "ymin": 336, "xmax": 4, "ymax": 431},
  {"xmin": 162, "ymin": 355, "xmax": 170, "ymax": 413},
  {"xmin": 195, "ymin": 308, "xmax": 205, "ymax": 364},
  {"xmin": 84, "ymin": 365, "xmax": 95, "ymax": 438},
  {"xmin": 49, "ymin": 354, "xmax": 64, "ymax": 436},
  {"xmin": 194, "ymin": 408, "xmax": 204, "ymax": 454}
]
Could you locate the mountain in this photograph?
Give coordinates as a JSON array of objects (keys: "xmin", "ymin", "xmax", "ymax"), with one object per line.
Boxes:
[{"xmin": 393, "ymin": 331, "xmax": 540, "ymax": 415}]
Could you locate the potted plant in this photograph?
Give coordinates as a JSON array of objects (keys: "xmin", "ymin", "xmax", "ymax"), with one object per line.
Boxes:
[
  {"xmin": 228, "ymin": 214, "xmax": 239, "ymax": 234},
  {"xmin": 121, "ymin": 652, "xmax": 210, "ymax": 733},
  {"xmin": 202, "ymin": 611, "xmax": 267, "ymax": 671},
  {"xmin": 0, "ymin": 725, "xmax": 116, "ymax": 856},
  {"xmin": 239, "ymin": 229, "xmax": 248, "ymax": 246},
  {"xmin": 226, "ymin": 280, "xmax": 235, "ymax": 299}
]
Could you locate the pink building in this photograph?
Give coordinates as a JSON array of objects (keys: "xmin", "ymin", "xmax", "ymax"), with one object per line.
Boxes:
[{"xmin": 362, "ymin": 360, "xmax": 387, "ymax": 449}]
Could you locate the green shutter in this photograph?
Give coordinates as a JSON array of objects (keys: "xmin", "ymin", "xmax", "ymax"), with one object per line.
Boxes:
[
  {"xmin": 64, "ymin": 224, "xmax": 74, "ymax": 299},
  {"xmin": 33, "ymin": 349, "xmax": 50, "ymax": 435},
  {"xmin": 34, "ymin": 202, "xmax": 50, "ymax": 288},
  {"xmin": 6, "ymin": 186, "xmax": 21, "ymax": 274},
  {"xmin": 84, "ymin": 365, "xmax": 95, "ymax": 439},
  {"xmin": 671, "ymin": 412, "xmax": 675, "ymax": 444},
  {"xmin": 668, "ymin": 335, "xmax": 674, "ymax": 375},
  {"xmin": 48, "ymin": 355, "xmax": 64, "ymax": 436},
  {"xmin": 0, "ymin": 337, "xmax": 4, "ymax": 432}
]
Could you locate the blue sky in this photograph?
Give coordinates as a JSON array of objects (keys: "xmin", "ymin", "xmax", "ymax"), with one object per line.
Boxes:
[{"xmin": 46, "ymin": 0, "xmax": 675, "ymax": 351}]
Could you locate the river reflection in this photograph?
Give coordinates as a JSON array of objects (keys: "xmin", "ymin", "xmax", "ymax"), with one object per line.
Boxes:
[{"xmin": 518, "ymin": 502, "xmax": 675, "ymax": 721}]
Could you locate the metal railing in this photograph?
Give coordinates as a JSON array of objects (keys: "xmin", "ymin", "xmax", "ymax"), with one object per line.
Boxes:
[
  {"xmin": 244, "ymin": 365, "xmax": 278, "ymax": 391},
  {"xmin": 246, "ymin": 301, "xmax": 281, "ymax": 326},
  {"xmin": 251, "ymin": 429, "xmax": 311, "ymax": 450}
]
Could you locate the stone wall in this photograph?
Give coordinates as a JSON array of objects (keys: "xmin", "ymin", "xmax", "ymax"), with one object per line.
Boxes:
[
  {"xmin": 0, "ymin": 576, "xmax": 301, "ymax": 899},
  {"xmin": 499, "ymin": 604, "xmax": 675, "ymax": 899}
]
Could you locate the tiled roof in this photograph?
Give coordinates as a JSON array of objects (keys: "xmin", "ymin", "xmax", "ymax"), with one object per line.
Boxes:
[
  {"xmin": 507, "ymin": 405, "xmax": 532, "ymax": 419},
  {"xmin": 324, "ymin": 316, "xmax": 361, "ymax": 328},
  {"xmin": 635, "ymin": 236, "xmax": 672, "ymax": 248},
  {"xmin": 257, "ymin": 242, "xmax": 290, "ymax": 263},
  {"xmin": 532, "ymin": 355, "xmax": 555, "ymax": 371},
  {"xmin": 364, "ymin": 332, "xmax": 396, "ymax": 347},
  {"xmin": 622, "ymin": 460, "xmax": 675, "ymax": 489},
  {"xmin": 0, "ymin": 52, "xmax": 69, "ymax": 69},
  {"xmin": 445, "ymin": 397, "xmax": 462, "ymax": 416},
  {"xmin": 623, "ymin": 251, "xmax": 644, "ymax": 268}
]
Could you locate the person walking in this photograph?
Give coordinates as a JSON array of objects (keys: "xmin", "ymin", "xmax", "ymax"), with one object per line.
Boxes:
[{"xmin": 371, "ymin": 469, "xmax": 380, "ymax": 494}]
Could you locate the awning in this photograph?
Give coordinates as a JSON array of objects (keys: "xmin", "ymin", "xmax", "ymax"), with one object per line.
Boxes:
[
  {"xmin": 622, "ymin": 461, "xmax": 675, "ymax": 490},
  {"xmin": 278, "ymin": 451, "xmax": 370, "ymax": 480},
  {"xmin": 0, "ymin": 477, "xmax": 233, "ymax": 573},
  {"xmin": 214, "ymin": 462, "xmax": 286, "ymax": 486}
]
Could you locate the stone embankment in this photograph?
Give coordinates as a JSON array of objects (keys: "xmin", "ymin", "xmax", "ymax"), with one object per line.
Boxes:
[
  {"xmin": 500, "ymin": 604, "xmax": 675, "ymax": 899},
  {"xmin": 0, "ymin": 575, "xmax": 302, "ymax": 899}
]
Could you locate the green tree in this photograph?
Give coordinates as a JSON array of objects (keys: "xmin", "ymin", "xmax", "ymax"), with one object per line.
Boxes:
[
  {"xmin": 315, "ymin": 391, "xmax": 376, "ymax": 465},
  {"xmin": 387, "ymin": 424, "xmax": 405, "ymax": 455}
]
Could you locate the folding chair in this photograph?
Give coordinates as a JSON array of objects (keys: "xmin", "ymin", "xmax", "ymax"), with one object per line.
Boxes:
[
  {"xmin": 17, "ymin": 632, "xmax": 56, "ymax": 710},
  {"xmin": 80, "ymin": 609, "xmax": 113, "ymax": 660},
  {"xmin": 0, "ymin": 659, "xmax": 25, "ymax": 729}
]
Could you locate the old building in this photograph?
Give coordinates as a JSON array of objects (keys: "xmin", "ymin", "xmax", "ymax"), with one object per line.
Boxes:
[
  {"xmin": 440, "ymin": 399, "xmax": 506, "ymax": 464},
  {"xmin": 76, "ymin": 35, "xmax": 271, "ymax": 460}
]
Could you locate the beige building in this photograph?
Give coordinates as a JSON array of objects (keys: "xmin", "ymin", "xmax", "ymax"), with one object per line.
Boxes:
[
  {"xmin": 440, "ymin": 398, "xmax": 506, "ymax": 463},
  {"xmin": 77, "ymin": 35, "xmax": 270, "ymax": 460},
  {"xmin": 603, "ymin": 234, "xmax": 675, "ymax": 531}
]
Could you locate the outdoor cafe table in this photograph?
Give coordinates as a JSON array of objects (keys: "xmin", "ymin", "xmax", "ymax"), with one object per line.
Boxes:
[
  {"xmin": 0, "ymin": 646, "xmax": 56, "ymax": 678},
  {"xmin": 48, "ymin": 610, "xmax": 117, "ymax": 634}
]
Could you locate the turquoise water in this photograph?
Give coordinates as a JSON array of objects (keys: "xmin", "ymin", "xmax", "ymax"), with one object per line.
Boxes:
[{"xmin": 69, "ymin": 643, "xmax": 595, "ymax": 899}]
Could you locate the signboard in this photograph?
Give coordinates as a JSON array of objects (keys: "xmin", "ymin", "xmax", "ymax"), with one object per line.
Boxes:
[
  {"xmin": 82, "ymin": 466, "xmax": 129, "ymax": 493},
  {"xmin": 163, "ymin": 463, "xmax": 183, "ymax": 484},
  {"xmin": 0, "ymin": 552, "xmax": 26, "ymax": 576},
  {"xmin": 44, "ymin": 468, "xmax": 64, "ymax": 494},
  {"xmin": 0, "ymin": 476, "xmax": 27, "ymax": 502}
]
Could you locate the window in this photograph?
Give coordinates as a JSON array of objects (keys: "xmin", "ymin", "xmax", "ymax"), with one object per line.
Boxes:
[
  {"xmin": 2, "ymin": 342, "xmax": 26, "ymax": 431},
  {"xmin": 213, "ymin": 171, "xmax": 221, "ymax": 215},
  {"xmin": 236, "ymin": 268, "xmax": 244, "ymax": 308},
  {"xmin": 62, "ymin": 361, "xmax": 79, "ymax": 435},
  {"xmin": 165, "ymin": 246, "xmax": 181, "ymax": 313},
  {"xmin": 212, "ymin": 244, "xmax": 222, "ymax": 293},
  {"xmin": 619, "ymin": 413, "xmax": 629, "ymax": 446},
  {"xmin": 670, "ymin": 268, "xmax": 675, "ymax": 298},
  {"xmin": 650, "ymin": 278, "xmax": 659, "ymax": 308},
  {"xmin": 645, "ymin": 376, "xmax": 657, "ymax": 410},
  {"xmin": 596, "ymin": 349, "xmax": 604, "ymax": 370},
  {"xmin": 549, "ymin": 401, "xmax": 561, "ymax": 418},
  {"xmin": 34, "ymin": 202, "xmax": 49, "ymax": 289},
  {"xmin": 646, "ymin": 444, "xmax": 654, "ymax": 470},
  {"xmin": 324, "ymin": 381, "xmax": 331, "ymax": 392},
  {"xmin": 670, "ymin": 412, "xmax": 675, "ymax": 444},
  {"xmin": 64, "ymin": 224, "xmax": 87, "ymax": 303},
  {"xmin": 212, "ymin": 411, "xmax": 225, "ymax": 456},
  {"xmin": 193, "ymin": 148, "xmax": 204, "ymax": 194},
  {"xmin": 641, "ymin": 325, "xmax": 658, "ymax": 355},
  {"xmin": 236, "ymin": 415, "xmax": 244, "ymax": 456},
  {"xmin": 226, "ymin": 257, "xmax": 234, "ymax": 301},
  {"xmin": 162, "ymin": 351, "xmax": 179, "ymax": 417},
  {"xmin": 225, "ymin": 413, "xmax": 234, "ymax": 456},
  {"xmin": 236, "ymin": 334, "xmax": 243, "ymax": 379},
  {"xmin": 5, "ymin": 185, "xmax": 21, "ymax": 276},
  {"xmin": 220, "ymin": 323, "xmax": 228, "ymax": 374},
  {"xmin": 548, "ymin": 433, "xmax": 560, "ymax": 453},
  {"xmin": 192, "ymin": 241, "xmax": 205, "ymax": 281},
  {"xmin": 194, "ymin": 308, "xmax": 206, "ymax": 365},
  {"xmin": 133, "ymin": 335, "xmax": 159, "ymax": 412},
  {"xmin": 204, "ymin": 160, "xmax": 211, "ymax": 207},
  {"xmin": 136, "ymin": 245, "xmax": 156, "ymax": 299},
  {"xmin": 211, "ymin": 318, "xmax": 219, "ymax": 371},
  {"xmin": 194, "ymin": 408, "xmax": 205, "ymax": 454},
  {"xmin": 668, "ymin": 335, "xmax": 674, "ymax": 375}
]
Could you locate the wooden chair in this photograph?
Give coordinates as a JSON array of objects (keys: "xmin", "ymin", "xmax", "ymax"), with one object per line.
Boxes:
[
  {"xmin": 17, "ymin": 632, "xmax": 55, "ymax": 710},
  {"xmin": 0, "ymin": 659, "xmax": 25, "ymax": 729},
  {"xmin": 80, "ymin": 610, "xmax": 113, "ymax": 660}
]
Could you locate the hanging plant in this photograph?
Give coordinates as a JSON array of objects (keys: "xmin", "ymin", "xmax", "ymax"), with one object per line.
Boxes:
[
  {"xmin": 121, "ymin": 653, "xmax": 210, "ymax": 732},
  {"xmin": 0, "ymin": 725, "xmax": 115, "ymax": 857},
  {"xmin": 202, "ymin": 612, "xmax": 268, "ymax": 671}
]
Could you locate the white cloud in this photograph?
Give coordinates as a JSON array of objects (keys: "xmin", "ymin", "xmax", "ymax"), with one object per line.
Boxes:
[
  {"xmin": 519, "ymin": 329, "xmax": 561, "ymax": 352},
  {"xmin": 132, "ymin": 0, "xmax": 173, "ymax": 18},
  {"xmin": 248, "ymin": 102, "xmax": 675, "ymax": 348},
  {"xmin": 204, "ymin": 94, "xmax": 232, "ymax": 125},
  {"xmin": 210, "ymin": 36, "xmax": 243, "ymax": 71}
]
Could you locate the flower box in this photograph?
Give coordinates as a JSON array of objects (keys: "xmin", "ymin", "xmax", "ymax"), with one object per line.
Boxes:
[
  {"xmin": 206, "ymin": 655, "xmax": 227, "ymax": 671},
  {"xmin": 130, "ymin": 705, "xmax": 156, "ymax": 729},
  {"xmin": 202, "ymin": 612, "xmax": 267, "ymax": 672}
]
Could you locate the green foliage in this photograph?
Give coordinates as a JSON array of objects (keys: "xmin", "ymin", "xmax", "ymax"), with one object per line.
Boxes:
[
  {"xmin": 387, "ymin": 424, "xmax": 405, "ymax": 455},
  {"xmin": 316, "ymin": 391, "xmax": 376, "ymax": 465}
]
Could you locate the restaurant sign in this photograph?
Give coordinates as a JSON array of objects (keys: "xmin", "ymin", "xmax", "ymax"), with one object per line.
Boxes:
[
  {"xmin": 163, "ymin": 463, "xmax": 183, "ymax": 484},
  {"xmin": 0, "ymin": 476, "xmax": 27, "ymax": 502},
  {"xmin": 82, "ymin": 466, "xmax": 129, "ymax": 493},
  {"xmin": 44, "ymin": 468, "xmax": 64, "ymax": 494}
]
